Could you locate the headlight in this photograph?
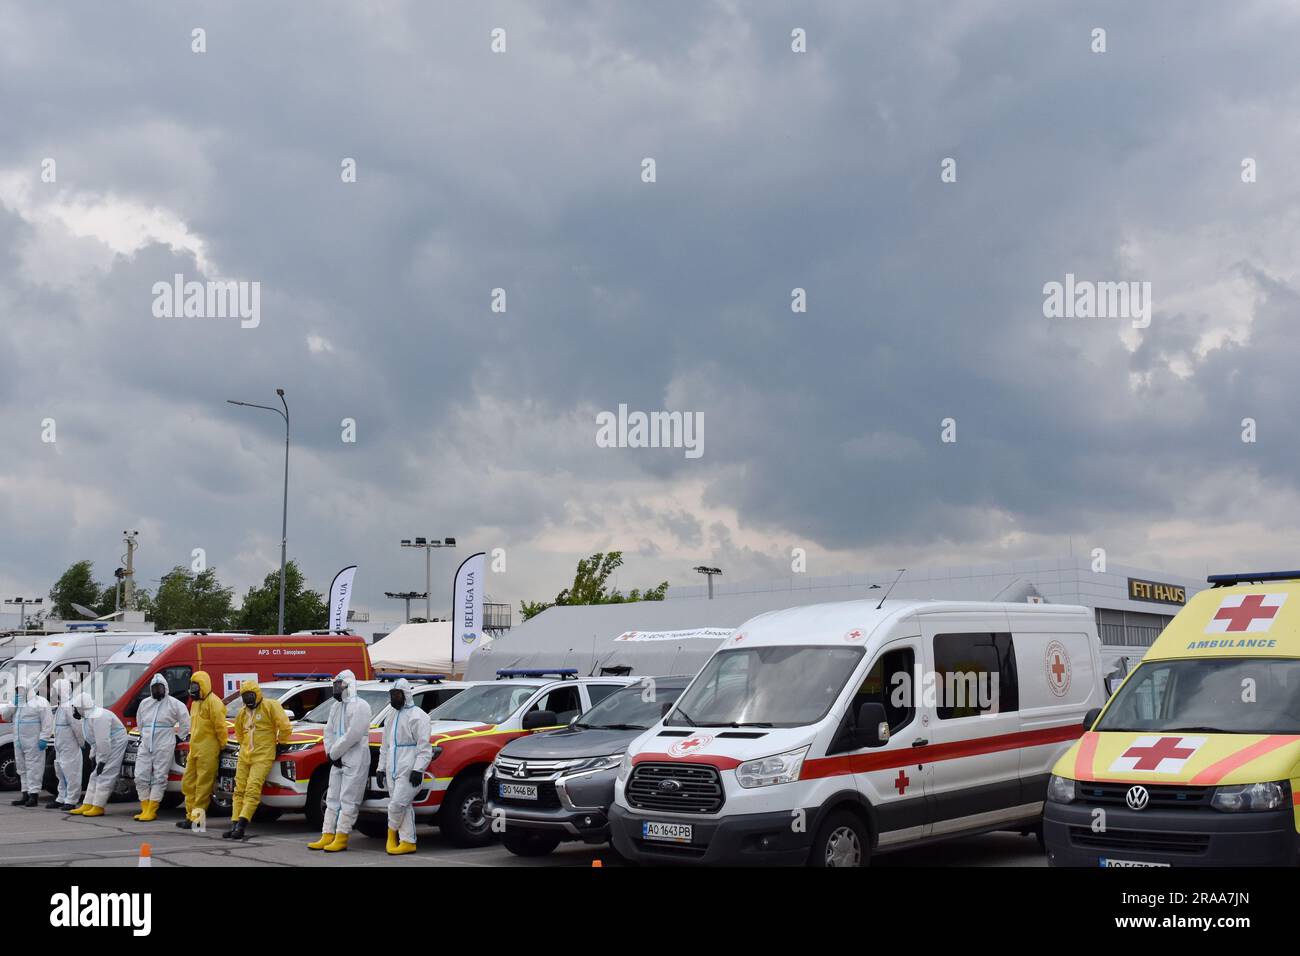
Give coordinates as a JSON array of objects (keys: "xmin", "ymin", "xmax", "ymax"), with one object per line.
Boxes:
[
  {"xmin": 566, "ymin": 754, "xmax": 622, "ymax": 775},
  {"xmin": 616, "ymin": 752, "xmax": 633, "ymax": 782},
  {"xmin": 736, "ymin": 746, "xmax": 809, "ymax": 788},
  {"xmin": 1046, "ymin": 774, "xmax": 1076, "ymax": 804},
  {"xmin": 426, "ymin": 746, "xmax": 442, "ymax": 766},
  {"xmin": 279, "ymin": 742, "xmax": 316, "ymax": 754},
  {"xmin": 1211, "ymin": 780, "xmax": 1290, "ymax": 812},
  {"xmin": 281, "ymin": 760, "xmax": 298, "ymax": 781},
  {"xmin": 176, "ymin": 749, "xmax": 188, "ymax": 767}
]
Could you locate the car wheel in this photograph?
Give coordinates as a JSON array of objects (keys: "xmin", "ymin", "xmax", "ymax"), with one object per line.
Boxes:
[
  {"xmin": 810, "ymin": 811, "xmax": 869, "ymax": 868},
  {"xmin": 500, "ymin": 830, "xmax": 561, "ymax": 857},
  {"xmin": 0, "ymin": 745, "xmax": 19, "ymax": 791},
  {"xmin": 305, "ymin": 770, "xmax": 328, "ymax": 830},
  {"xmin": 439, "ymin": 772, "xmax": 491, "ymax": 848},
  {"xmin": 354, "ymin": 817, "xmax": 389, "ymax": 839}
]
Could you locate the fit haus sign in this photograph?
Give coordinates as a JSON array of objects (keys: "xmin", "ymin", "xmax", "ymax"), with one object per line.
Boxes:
[{"xmin": 1128, "ymin": 577, "xmax": 1187, "ymax": 606}]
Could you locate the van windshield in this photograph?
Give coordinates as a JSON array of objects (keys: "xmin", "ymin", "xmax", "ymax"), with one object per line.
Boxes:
[
  {"xmin": 427, "ymin": 684, "xmax": 541, "ymax": 726},
  {"xmin": 1097, "ymin": 657, "xmax": 1300, "ymax": 735},
  {"xmin": 300, "ymin": 690, "xmax": 392, "ymax": 725},
  {"xmin": 95, "ymin": 662, "xmax": 150, "ymax": 708},
  {"xmin": 666, "ymin": 646, "xmax": 865, "ymax": 729}
]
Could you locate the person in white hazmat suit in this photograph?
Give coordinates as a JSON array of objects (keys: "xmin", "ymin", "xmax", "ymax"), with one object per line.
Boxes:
[
  {"xmin": 69, "ymin": 692, "xmax": 129, "ymax": 817},
  {"xmin": 132, "ymin": 673, "xmax": 190, "ymax": 822},
  {"xmin": 48, "ymin": 678, "xmax": 85, "ymax": 810},
  {"xmin": 376, "ymin": 677, "xmax": 432, "ymax": 855},
  {"xmin": 307, "ymin": 669, "xmax": 372, "ymax": 852},
  {"xmin": 0, "ymin": 674, "xmax": 53, "ymax": 807}
]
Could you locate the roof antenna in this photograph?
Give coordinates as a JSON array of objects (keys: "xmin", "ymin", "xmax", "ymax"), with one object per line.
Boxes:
[{"xmin": 876, "ymin": 569, "xmax": 906, "ymax": 610}]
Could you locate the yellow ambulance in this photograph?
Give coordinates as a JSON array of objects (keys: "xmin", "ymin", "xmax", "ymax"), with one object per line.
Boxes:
[{"xmin": 1044, "ymin": 571, "xmax": 1300, "ymax": 866}]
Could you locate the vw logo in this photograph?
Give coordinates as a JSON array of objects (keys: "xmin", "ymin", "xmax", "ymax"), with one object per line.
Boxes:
[
  {"xmin": 658, "ymin": 779, "xmax": 682, "ymax": 794},
  {"xmin": 1125, "ymin": 785, "xmax": 1150, "ymax": 810},
  {"xmin": 513, "ymin": 762, "xmax": 528, "ymax": 778}
]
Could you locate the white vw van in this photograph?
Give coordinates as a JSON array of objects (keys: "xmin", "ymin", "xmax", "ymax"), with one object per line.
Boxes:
[{"xmin": 609, "ymin": 599, "xmax": 1105, "ymax": 866}]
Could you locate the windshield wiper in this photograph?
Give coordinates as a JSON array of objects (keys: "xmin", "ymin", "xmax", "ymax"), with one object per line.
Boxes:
[
  {"xmin": 724, "ymin": 722, "xmax": 773, "ymax": 728},
  {"xmin": 584, "ymin": 723, "xmax": 646, "ymax": 731},
  {"xmin": 669, "ymin": 706, "xmax": 697, "ymax": 727},
  {"xmin": 1162, "ymin": 726, "xmax": 1234, "ymax": 734}
]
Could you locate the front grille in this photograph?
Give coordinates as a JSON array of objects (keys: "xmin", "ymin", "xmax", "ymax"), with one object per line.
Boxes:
[
  {"xmin": 1076, "ymin": 782, "xmax": 1213, "ymax": 810},
  {"xmin": 495, "ymin": 756, "xmax": 574, "ymax": 779},
  {"xmin": 1068, "ymin": 826, "xmax": 1210, "ymax": 855},
  {"xmin": 626, "ymin": 762, "xmax": 724, "ymax": 815}
]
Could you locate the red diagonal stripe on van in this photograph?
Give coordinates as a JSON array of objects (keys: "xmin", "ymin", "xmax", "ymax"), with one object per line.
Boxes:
[
  {"xmin": 799, "ymin": 724, "xmax": 1083, "ymax": 781},
  {"xmin": 1188, "ymin": 735, "xmax": 1300, "ymax": 786},
  {"xmin": 632, "ymin": 752, "xmax": 744, "ymax": 770},
  {"xmin": 1073, "ymin": 732, "xmax": 1101, "ymax": 781}
]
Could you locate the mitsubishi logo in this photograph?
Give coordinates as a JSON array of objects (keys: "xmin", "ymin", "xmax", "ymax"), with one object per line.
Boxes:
[
  {"xmin": 513, "ymin": 762, "xmax": 528, "ymax": 778},
  {"xmin": 1125, "ymin": 785, "xmax": 1150, "ymax": 810}
]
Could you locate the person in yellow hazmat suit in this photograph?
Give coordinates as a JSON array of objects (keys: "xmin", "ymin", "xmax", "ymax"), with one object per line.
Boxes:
[
  {"xmin": 178, "ymin": 671, "xmax": 227, "ymax": 831},
  {"xmin": 224, "ymin": 678, "xmax": 292, "ymax": 840}
]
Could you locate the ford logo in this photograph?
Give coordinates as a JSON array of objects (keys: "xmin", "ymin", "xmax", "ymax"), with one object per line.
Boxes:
[
  {"xmin": 1125, "ymin": 785, "xmax": 1150, "ymax": 810},
  {"xmin": 658, "ymin": 779, "xmax": 682, "ymax": 793}
]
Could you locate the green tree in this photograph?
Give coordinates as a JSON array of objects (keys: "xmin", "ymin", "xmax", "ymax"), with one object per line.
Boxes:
[
  {"xmin": 235, "ymin": 561, "xmax": 327, "ymax": 634},
  {"xmin": 520, "ymin": 551, "xmax": 669, "ymax": 621},
  {"xmin": 48, "ymin": 560, "xmax": 103, "ymax": 618},
  {"xmin": 152, "ymin": 566, "xmax": 235, "ymax": 631}
]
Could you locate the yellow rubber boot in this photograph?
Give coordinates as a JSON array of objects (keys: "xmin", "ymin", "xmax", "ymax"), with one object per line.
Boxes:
[
  {"xmin": 133, "ymin": 801, "xmax": 149, "ymax": 821},
  {"xmin": 323, "ymin": 832, "xmax": 349, "ymax": 853},
  {"xmin": 307, "ymin": 832, "xmax": 335, "ymax": 850},
  {"xmin": 386, "ymin": 828, "xmax": 398, "ymax": 853},
  {"xmin": 139, "ymin": 800, "xmax": 159, "ymax": 822},
  {"xmin": 68, "ymin": 804, "xmax": 91, "ymax": 815},
  {"xmin": 82, "ymin": 806, "xmax": 105, "ymax": 817},
  {"xmin": 389, "ymin": 840, "xmax": 417, "ymax": 856}
]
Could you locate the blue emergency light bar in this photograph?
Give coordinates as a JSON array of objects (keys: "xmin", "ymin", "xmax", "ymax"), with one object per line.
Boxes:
[
  {"xmin": 1208, "ymin": 570, "xmax": 1300, "ymax": 588},
  {"xmin": 66, "ymin": 623, "xmax": 109, "ymax": 631},
  {"xmin": 271, "ymin": 673, "xmax": 336, "ymax": 680},
  {"xmin": 495, "ymin": 668, "xmax": 578, "ymax": 680},
  {"xmin": 374, "ymin": 672, "xmax": 447, "ymax": 683}
]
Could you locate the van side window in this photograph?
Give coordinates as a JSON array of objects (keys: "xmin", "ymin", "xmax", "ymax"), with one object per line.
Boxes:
[
  {"xmin": 162, "ymin": 666, "xmax": 193, "ymax": 699},
  {"xmin": 852, "ymin": 648, "xmax": 916, "ymax": 734},
  {"xmin": 932, "ymin": 633, "xmax": 1019, "ymax": 719}
]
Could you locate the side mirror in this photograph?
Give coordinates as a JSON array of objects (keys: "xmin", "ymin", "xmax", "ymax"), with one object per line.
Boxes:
[
  {"xmin": 1105, "ymin": 676, "xmax": 1123, "ymax": 695},
  {"xmin": 661, "ymin": 702, "xmax": 673, "ymax": 717},
  {"xmin": 856, "ymin": 702, "xmax": 890, "ymax": 747},
  {"xmin": 567, "ymin": 714, "xmax": 579, "ymax": 727},
  {"xmin": 522, "ymin": 710, "xmax": 557, "ymax": 730},
  {"xmin": 1082, "ymin": 707, "xmax": 1101, "ymax": 731}
]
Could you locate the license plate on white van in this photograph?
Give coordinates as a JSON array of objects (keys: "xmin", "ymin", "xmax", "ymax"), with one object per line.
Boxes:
[
  {"xmin": 1100, "ymin": 858, "xmax": 1170, "ymax": 867},
  {"xmin": 643, "ymin": 821, "xmax": 692, "ymax": 844},
  {"xmin": 498, "ymin": 782, "xmax": 537, "ymax": 800}
]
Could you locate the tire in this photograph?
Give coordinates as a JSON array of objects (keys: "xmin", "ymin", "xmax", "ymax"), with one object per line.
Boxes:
[
  {"xmin": 305, "ymin": 770, "xmax": 328, "ymax": 830},
  {"xmin": 0, "ymin": 745, "xmax": 18, "ymax": 791},
  {"xmin": 159, "ymin": 791, "xmax": 184, "ymax": 810},
  {"xmin": 438, "ymin": 772, "xmax": 491, "ymax": 848},
  {"xmin": 254, "ymin": 806, "xmax": 281, "ymax": 822},
  {"xmin": 500, "ymin": 830, "xmax": 561, "ymax": 857},
  {"xmin": 809, "ymin": 810, "xmax": 870, "ymax": 868},
  {"xmin": 354, "ymin": 817, "xmax": 389, "ymax": 839}
]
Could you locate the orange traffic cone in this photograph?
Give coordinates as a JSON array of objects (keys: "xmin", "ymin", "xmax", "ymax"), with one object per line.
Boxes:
[{"xmin": 139, "ymin": 844, "xmax": 152, "ymax": 868}]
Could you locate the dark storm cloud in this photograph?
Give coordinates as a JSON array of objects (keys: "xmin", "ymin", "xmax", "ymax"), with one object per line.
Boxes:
[{"xmin": 3, "ymin": 0, "xmax": 1300, "ymax": 616}]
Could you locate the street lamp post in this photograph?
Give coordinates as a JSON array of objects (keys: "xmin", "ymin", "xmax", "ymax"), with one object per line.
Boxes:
[
  {"xmin": 4, "ymin": 597, "xmax": 42, "ymax": 632},
  {"xmin": 384, "ymin": 590, "xmax": 428, "ymax": 624},
  {"xmin": 400, "ymin": 537, "xmax": 456, "ymax": 620},
  {"xmin": 227, "ymin": 389, "xmax": 290, "ymax": 635},
  {"xmin": 693, "ymin": 566, "xmax": 723, "ymax": 600}
]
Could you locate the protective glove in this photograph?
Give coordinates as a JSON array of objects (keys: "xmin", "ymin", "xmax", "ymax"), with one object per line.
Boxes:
[
  {"xmin": 95, "ymin": 762, "xmax": 105, "ymax": 775},
  {"xmin": 408, "ymin": 771, "xmax": 422, "ymax": 788},
  {"xmin": 37, "ymin": 740, "xmax": 48, "ymax": 752},
  {"xmin": 376, "ymin": 771, "xmax": 386, "ymax": 790},
  {"xmin": 332, "ymin": 758, "xmax": 343, "ymax": 768}
]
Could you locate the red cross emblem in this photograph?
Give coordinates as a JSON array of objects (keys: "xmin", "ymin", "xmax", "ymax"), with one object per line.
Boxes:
[
  {"xmin": 1211, "ymin": 593, "xmax": 1282, "ymax": 632},
  {"xmin": 845, "ymin": 628, "xmax": 863, "ymax": 641},
  {"xmin": 1050, "ymin": 654, "xmax": 1066, "ymax": 684},
  {"xmin": 893, "ymin": 769, "xmax": 910, "ymax": 795},
  {"xmin": 668, "ymin": 733, "xmax": 713, "ymax": 758},
  {"xmin": 1110, "ymin": 735, "xmax": 1204, "ymax": 773}
]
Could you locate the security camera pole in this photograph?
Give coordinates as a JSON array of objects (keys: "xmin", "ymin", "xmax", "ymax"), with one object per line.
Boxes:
[
  {"xmin": 4, "ymin": 597, "xmax": 42, "ymax": 632},
  {"xmin": 694, "ymin": 566, "xmax": 723, "ymax": 600},
  {"xmin": 227, "ymin": 389, "xmax": 290, "ymax": 635}
]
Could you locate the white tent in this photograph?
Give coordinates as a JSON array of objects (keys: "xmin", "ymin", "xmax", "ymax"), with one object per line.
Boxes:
[{"xmin": 369, "ymin": 621, "xmax": 486, "ymax": 676}]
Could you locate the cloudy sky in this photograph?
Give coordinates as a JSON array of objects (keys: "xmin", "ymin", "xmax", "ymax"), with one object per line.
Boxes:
[{"xmin": 3, "ymin": 0, "xmax": 1299, "ymax": 628}]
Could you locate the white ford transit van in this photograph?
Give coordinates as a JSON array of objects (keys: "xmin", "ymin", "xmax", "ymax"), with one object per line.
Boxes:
[{"xmin": 609, "ymin": 599, "xmax": 1105, "ymax": 866}]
